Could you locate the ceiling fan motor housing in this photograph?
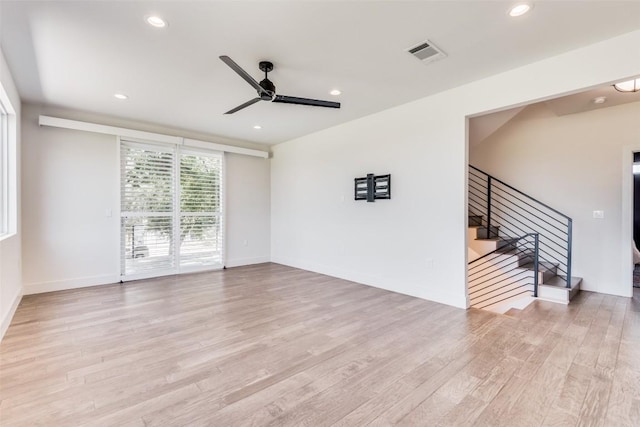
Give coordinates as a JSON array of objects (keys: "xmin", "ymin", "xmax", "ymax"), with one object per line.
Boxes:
[
  {"xmin": 259, "ymin": 78, "xmax": 275, "ymax": 99},
  {"xmin": 258, "ymin": 61, "xmax": 276, "ymax": 99}
]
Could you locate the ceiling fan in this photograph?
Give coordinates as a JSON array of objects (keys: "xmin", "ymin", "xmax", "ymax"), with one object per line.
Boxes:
[{"xmin": 219, "ymin": 55, "xmax": 341, "ymax": 114}]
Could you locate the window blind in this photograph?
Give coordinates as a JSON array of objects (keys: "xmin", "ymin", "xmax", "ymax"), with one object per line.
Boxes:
[
  {"xmin": 120, "ymin": 142, "xmax": 223, "ymax": 279},
  {"xmin": 179, "ymin": 150, "xmax": 223, "ymax": 270},
  {"xmin": 120, "ymin": 143, "xmax": 176, "ymax": 277}
]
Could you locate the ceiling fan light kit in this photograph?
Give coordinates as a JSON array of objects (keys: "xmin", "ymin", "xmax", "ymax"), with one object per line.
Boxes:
[{"xmin": 220, "ymin": 55, "xmax": 341, "ymax": 114}]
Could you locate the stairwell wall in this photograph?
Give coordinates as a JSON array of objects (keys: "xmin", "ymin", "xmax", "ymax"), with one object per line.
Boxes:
[
  {"xmin": 471, "ymin": 101, "xmax": 640, "ymax": 297},
  {"xmin": 271, "ymin": 30, "xmax": 640, "ymax": 307}
]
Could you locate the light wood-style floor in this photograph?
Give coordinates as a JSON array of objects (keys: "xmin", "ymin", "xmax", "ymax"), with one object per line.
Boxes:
[{"xmin": 1, "ymin": 263, "xmax": 639, "ymax": 426}]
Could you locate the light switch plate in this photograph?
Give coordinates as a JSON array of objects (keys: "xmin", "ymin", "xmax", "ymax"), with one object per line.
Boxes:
[{"xmin": 593, "ymin": 210, "xmax": 604, "ymax": 219}]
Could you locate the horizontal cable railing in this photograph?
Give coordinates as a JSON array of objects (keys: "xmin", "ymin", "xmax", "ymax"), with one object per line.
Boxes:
[
  {"xmin": 468, "ymin": 233, "xmax": 540, "ymax": 309},
  {"xmin": 469, "ymin": 165, "xmax": 572, "ymax": 288}
]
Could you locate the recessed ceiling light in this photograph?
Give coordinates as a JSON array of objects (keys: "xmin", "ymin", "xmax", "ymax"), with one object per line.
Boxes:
[
  {"xmin": 330, "ymin": 89, "xmax": 341, "ymax": 96},
  {"xmin": 114, "ymin": 93, "xmax": 128, "ymax": 100},
  {"xmin": 613, "ymin": 78, "xmax": 640, "ymax": 93},
  {"xmin": 509, "ymin": 3, "xmax": 532, "ymax": 17},
  {"xmin": 592, "ymin": 96, "xmax": 607, "ymax": 105},
  {"xmin": 253, "ymin": 125, "xmax": 262, "ymax": 130},
  {"xmin": 146, "ymin": 16, "xmax": 167, "ymax": 28}
]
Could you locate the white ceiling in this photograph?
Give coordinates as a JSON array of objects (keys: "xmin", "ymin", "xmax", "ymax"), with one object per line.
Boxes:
[
  {"xmin": 469, "ymin": 81, "xmax": 640, "ymax": 147},
  {"xmin": 2, "ymin": 1, "xmax": 640, "ymax": 146},
  {"xmin": 544, "ymin": 83, "xmax": 640, "ymax": 116}
]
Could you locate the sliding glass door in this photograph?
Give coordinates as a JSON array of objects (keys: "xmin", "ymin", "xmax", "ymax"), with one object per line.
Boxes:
[
  {"xmin": 120, "ymin": 140, "xmax": 223, "ymax": 280},
  {"xmin": 178, "ymin": 151, "xmax": 223, "ymax": 270}
]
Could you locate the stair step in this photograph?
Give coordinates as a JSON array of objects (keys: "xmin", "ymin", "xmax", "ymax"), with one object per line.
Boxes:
[
  {"xmin": 494, "ymin": 238, "xmax": 519, "ymax": 251},
  {"xmin": 538, "ymin": 276, "xmax": 582, "ymax": 304},
  {"xmin": 471, "ymin": 282, "xmax": 534, "ymax": 309},
  {"xmin": 493, "ymin": 247, "xmax": 558, "ymax": 270},
  {"xmin": 492, "ymin": 247, "xmax": 547, "ymax": 265},
  {"xmin": 475, "ymin": 225, "xmax": 499, "ymax": 239},
  {"xmin": 468, "ymin": 215, "xmax": 483, "ymax": 227},
  {"xmin": 504, "ymin": 308, "xmax": 522, "ymax": 317},
  {"xmin": 543, "ymin": 276, "xmax": 582, "ymax": 289},
  {"xmin": 473, "ymin": 292, "xmax": 535, "ymax": 314},
  {"xmin": 520, "ymin": 260, "xmax": 558, "ymax": 282}
]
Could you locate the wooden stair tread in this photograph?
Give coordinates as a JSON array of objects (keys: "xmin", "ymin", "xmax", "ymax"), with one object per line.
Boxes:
[
  {"xmin": 541, "ymin": 276, "xmax": 582, "ymax": 289},
  {"xmin": 520, "ymin": 260, "xmax": 558, "ymax": 271}
]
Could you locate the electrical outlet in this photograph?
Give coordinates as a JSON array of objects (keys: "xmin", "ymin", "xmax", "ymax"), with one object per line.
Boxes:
[
  {"xmin": 593, "ymin": 210, "xmax": 604, "ymax": 219},
  {"xmin": 243, "ymin": 240, "xmax": 248, "ymax": 246}
]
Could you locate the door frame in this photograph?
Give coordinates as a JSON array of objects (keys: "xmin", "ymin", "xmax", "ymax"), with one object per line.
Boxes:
[{"xmin": 621, "ymin": 144, "xmax": 640, "ymax": 297}]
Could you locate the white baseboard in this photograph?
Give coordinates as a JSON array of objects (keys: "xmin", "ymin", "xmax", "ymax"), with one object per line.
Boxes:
[
  {"xmin": 271, "ymin": 255, "xmax": 466, "ymax": 309},
  {"xmin": 1, "ymin": 287, "xmax": 22, "ymax": 341},
  {"xmin": 23, "ymin": 274, "xmax": 120, "ymax": 295},
  {"xmin": 225, "ymin": 256, "xmax": 271, "ymax": 268}
]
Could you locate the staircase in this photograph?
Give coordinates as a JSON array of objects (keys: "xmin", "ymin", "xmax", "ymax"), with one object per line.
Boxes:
[{"xmin": 468, "ymin": 166, "xmax": 581, "ymax": 313}]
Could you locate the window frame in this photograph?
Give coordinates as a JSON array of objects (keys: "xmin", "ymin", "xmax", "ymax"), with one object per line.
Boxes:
[{"xmin": 0, "ymin": 81, "xmax": 17, "ymax": 241}]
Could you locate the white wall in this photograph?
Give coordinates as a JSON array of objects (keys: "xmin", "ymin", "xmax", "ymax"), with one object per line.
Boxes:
[
  {"xmin": 0, "ymin": 48, "xmax": 22, "ymax": 339},
  {"xmin": 21, "ymin": 104, "xmax": 119, "ymax": 293},
  {"xmin": 471, "ymin": 101, "xmax": 640, "ymax": 297},
  {"xmin": 225, "ymin": 153, "xmax": 271, "ymax": 267},
  {"xmin": 271, "ymin": 29, "xmax": 640, "ymax": 308},
  {"xmin": 21, "ymin": 104, "xmax": 271, "ymax": 294},
  {"xmin": 272, "ymin": 105, "xmax": 466, "ymax": 307}
]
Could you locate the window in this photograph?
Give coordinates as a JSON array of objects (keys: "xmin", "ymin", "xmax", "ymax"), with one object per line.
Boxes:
[
  {"xmin": 0, "ymin": 82, "xmax": 16, "ymax": 240},
  {"xmin": 120, "ymin": 140, "xmax": 224, "ymax": 280},
  {"xmin": 0, "ymin": 101, "xmax": 7, "ymax": 236}
]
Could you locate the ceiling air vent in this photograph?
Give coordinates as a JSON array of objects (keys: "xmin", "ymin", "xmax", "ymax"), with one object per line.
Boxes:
[{"xmin": 407, "ymin": 40, "xmax": 446, "ymax": 65}]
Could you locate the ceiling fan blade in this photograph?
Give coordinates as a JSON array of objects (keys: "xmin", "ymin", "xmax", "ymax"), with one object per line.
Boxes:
[
  {"xmin": 272, "ymin": 95, "xmax": 340, "ymax": 109},
  {"xmin": 219, "ymin": 55, "xmax": 270, "ymax": 97},
  {"xmin": 224, "ymin": 97, "xmax": 262, "ymax": 114}
]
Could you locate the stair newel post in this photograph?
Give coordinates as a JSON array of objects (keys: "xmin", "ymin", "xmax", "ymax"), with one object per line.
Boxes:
[
  {"xmin": 486, "ymin": 176, "xmax": 493, "ymax": 238},
  {"xmin": 566, "ymin": 218, "xmax": 572, "ymax": 289},
  {"xmin": 533, "ymin": 233, "xmax": 539, "ymax": 297}
]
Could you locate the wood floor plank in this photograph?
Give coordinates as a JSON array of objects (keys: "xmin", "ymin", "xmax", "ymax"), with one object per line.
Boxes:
[{"xmin": 1, "ymin": 264, "xmax": 639, "ymax": 426}]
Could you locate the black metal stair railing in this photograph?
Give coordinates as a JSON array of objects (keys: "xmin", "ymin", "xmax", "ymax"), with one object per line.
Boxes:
[
  {"xmin": 468, "ymin": 233, "xmax": 540, "ymax": 309},
  {"xmin": 468, "ymin": 165, "xmax": 573, "ymax": 288}
]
